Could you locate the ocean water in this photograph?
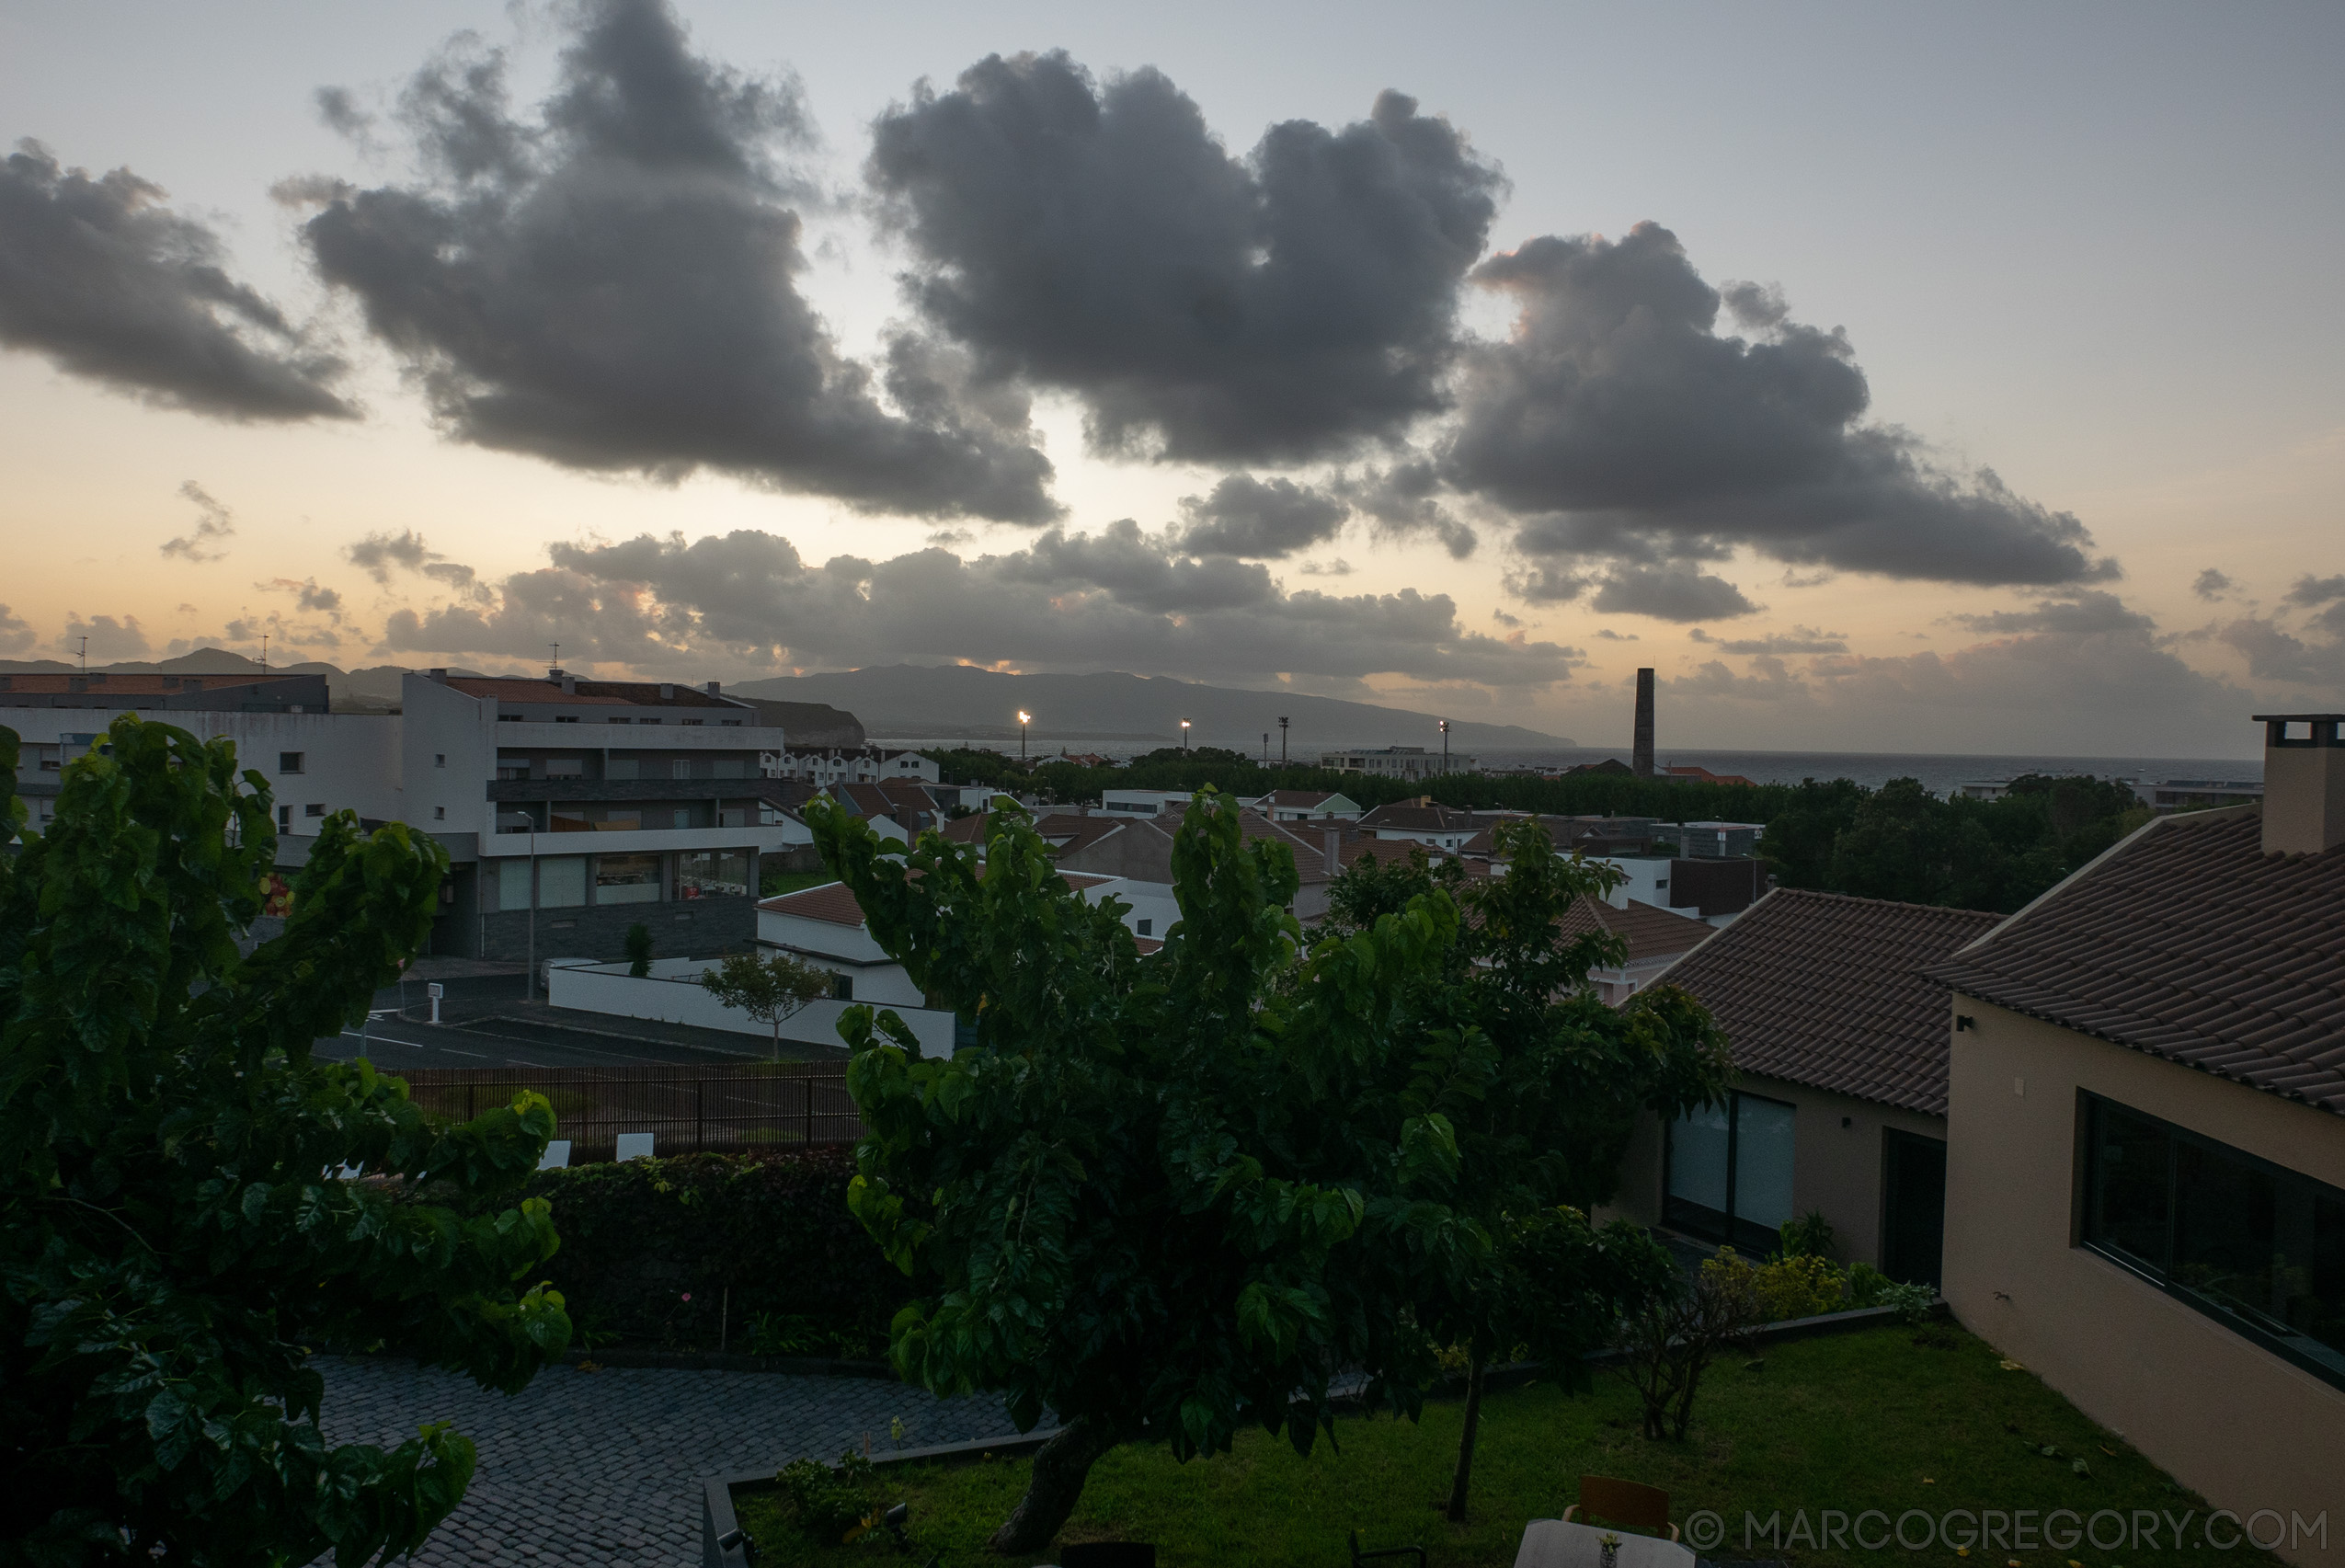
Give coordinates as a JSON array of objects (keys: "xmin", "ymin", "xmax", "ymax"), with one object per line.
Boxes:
[{"xmin": 876, "ymin": 737, "xmax": 2262, "ymax": 799}]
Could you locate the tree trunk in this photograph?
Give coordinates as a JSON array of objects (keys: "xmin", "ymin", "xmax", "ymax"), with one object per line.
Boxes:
[
  {"xmin": 989, "ymin": 1415, "xmax": 1121, "ymax": 1554},
  {"xmin": 1444, "ymin": 1351, "xmax": 1487, "ymax": 1523}
]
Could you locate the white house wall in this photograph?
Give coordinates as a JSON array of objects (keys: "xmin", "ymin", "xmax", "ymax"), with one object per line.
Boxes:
[{"xmin": 545, "ymin": 959, "xmax": 955, "ymax": 1054}]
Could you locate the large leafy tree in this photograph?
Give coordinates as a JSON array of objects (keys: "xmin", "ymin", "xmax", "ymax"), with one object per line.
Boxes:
[
  {"xmin": 810, "ymin": 791, "xmax": 1481, "ymax": 1552},
  {"xmin": 1, "ymin": 717, "xmax": 571, "ymax": 1565},
  {"xmin": 807, "ymin": 795, "xmax": 1724, "ymax": 1551},
  {"xmin": 1389, "ymin": 820, "xmax": 1729, "ymax": 1519}
]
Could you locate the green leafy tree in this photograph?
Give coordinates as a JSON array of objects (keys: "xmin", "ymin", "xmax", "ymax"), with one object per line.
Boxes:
[
  {"xmin": 624, "ymin": 921, "xmax": 654, "ymax": 978},
  {"xmin": 698, "ymin": 947, "xmax": 834, "ymax": 1060},
  {"xmin": 807, "ymin": 791, "xmax": 1488, "ymax": 1553},
  {"xmin": 1403, "ymin": 820, "xmax": 1729, "ymax": 1519},
  {"xmin": 0, "ymin": 716, "xmax": 571, "ymax": 1566}
]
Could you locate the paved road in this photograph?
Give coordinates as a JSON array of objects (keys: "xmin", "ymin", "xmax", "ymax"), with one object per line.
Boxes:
[{"xmin": 315, "ymin": 1357, "xmax": 1021, "ymax": 1566}]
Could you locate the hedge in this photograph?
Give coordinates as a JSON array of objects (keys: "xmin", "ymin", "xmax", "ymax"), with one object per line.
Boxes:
[{"xmin": 516, "ymin": 1149, "xmax": 910, "ymax": 1356}]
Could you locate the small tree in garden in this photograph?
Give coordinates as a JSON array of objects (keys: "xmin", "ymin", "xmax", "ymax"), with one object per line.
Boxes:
[
  {"xmin": 0, "ymin": 717, "xmax": 571, "ymax": 1566},
  {"xmin": 699, "ymin": 947, "xmax": 833, "ymax": 1059},
  {"xmin": 624, "ymin": 921, "xmax": 655, "ymax": 977},
  {"xmin": 1413, "ymin": 818, "xmax": 1732, "ymax": 1519},
  {"xmin": 808, "ymin": 791, "xmax": 1490, "ymax": 1553},
  {"xmin": 1615, "ymin": 1251, "xmax": 1766, "ymax": 1440}
]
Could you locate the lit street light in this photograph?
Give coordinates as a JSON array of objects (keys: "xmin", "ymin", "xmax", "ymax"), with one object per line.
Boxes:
[
  {"xmin": 1018, "ymin": 709, "xmax": 1031, "ymax": 761},
  {"xmin": 1180, "ymin": 717, "xmax": 1191, "ymax": 751},
  {"xmin": 1439, "ymin": 717, "xmax": 1450, "ymax": 771}
]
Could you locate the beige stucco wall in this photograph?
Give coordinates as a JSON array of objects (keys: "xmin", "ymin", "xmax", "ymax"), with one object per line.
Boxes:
[
  {"xmin": 1945, "ymin": 998, "xmax": 2345, "ymax": 1563},
  {"xmin": 1599, "ymin": 1074, "xmax": 1948, "ymax": 1270}
]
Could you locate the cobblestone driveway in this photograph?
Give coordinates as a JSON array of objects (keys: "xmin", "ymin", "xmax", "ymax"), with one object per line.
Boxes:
[{"xmin": 315, "ymin": 1357, "xmax": 1021, "ymax": 1566}]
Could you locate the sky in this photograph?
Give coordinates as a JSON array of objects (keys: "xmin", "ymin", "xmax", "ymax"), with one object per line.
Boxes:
[{"xmin": 1, "ymin": 0, "xmax": 2339, "ymax": 758}]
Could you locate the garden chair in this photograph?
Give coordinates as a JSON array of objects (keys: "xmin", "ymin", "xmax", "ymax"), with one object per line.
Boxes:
[
  {"xmin": 615, "ymin": 1132, "xmax": 654, "ymax": 1162},
  {"xmin": 1350, "ymin": 1528, "xmax": 1427, "ymax": 1566},
  {"xmin": 1561, "ymin": 1475, "xmax": 1679, "ymax": 1540},
  {"xmin": 537, "ymin": 1140, "xmax": 571, "ymax": 1171}
]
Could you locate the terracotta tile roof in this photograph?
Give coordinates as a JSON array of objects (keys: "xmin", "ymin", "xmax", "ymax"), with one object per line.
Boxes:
[
  {"xmin": 1556, "ymin": 896, "xmax": 1718, "ymax": 965},
  {"xmin": 1661, "ymin": 888, "xmax": 2002, "ymax": 1115},
  {"xmin": 758, "ymin": 881, "xmax": 867, "ymax": 926},
  {"xmin": 1927, "ymin": 808, "xmax": 2345, "ymax": 1116},
  {"xmin": 444, "ymin": 677, "xmax": 635, "ymax": 706}
]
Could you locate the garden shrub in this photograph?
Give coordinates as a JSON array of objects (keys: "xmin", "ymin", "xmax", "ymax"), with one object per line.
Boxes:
[
  {"xmin": 514, "ymin": 1149, "xmax": 910, "ymax": 1353},
  {"xmin": 776, "ymin": 1450, "xmax": 887, "ymax": 1544},
  {"xmin": 1845, "ymin": 1260, "xmax": 1893, "ymax": 1309}
]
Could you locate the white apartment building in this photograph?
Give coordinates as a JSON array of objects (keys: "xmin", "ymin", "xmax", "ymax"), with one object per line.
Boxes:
[
  {"xmin": 1321, "ymin": 745, "xmax": 1478, "ymax": 781},
  {"xmin": 769, "ymin": 746, "xmax": 941, "ymax": 787}
]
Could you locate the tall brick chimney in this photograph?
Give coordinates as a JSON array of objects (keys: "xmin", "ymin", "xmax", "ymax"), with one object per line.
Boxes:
[
  {"xmin": 2254, "ymin": 713, "xmax": 2345, "ymax": 854},
  {"xmin": 1633, "ymin": 669, "xmax": 1655, "ymax": 779}
]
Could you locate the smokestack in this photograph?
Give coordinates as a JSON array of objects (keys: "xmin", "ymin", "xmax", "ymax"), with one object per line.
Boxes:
[
  {"xmin": 1633, "ymin": 669, "xmax": 1656, "ymax": 779},
  {"xmin": 2255, "ymin": 713, "xmax": 2345, "ymax": 855}
]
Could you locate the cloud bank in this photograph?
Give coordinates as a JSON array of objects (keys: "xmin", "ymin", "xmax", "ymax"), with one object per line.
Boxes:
[
  {"xmin": 297, "ymin": 0, "xmax": 1057, "ymax": 521},
  {"xmin": 0, "ymin": 142, "xmax": 352, "ymax": 420}
]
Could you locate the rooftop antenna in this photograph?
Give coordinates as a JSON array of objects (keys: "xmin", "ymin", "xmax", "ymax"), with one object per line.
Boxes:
[{"xmin": 549, "ymin": 641, "xmax": 561, "ymax": 677}]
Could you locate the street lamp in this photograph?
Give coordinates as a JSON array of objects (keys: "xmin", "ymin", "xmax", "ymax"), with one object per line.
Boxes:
[
  {"xmin": 1179, "ymin": 718, "xmax": 1191, "ymax": 751},
  {"xmin": 1018, "ymin": 709, "xmax": 1031, "ymax": 761},
  {"xmin": 1439, "ymin": 718, "xmax": 1450, "ymax": 772},
  {"xmin": 1278, "ymin": 715, "xmax": 1289, "ymax": 766}
]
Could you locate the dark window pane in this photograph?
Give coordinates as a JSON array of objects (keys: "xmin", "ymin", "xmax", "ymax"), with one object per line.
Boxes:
[
  {"xmin": 2089, "ymin": 1102, "xmax": 2171, "ymax": 1267},
  {"xmin": 2173, "ymin": 1141, "xmax": 2279, "ymax": 1326},
  {"xmin": 2285, "ymin": 1187, "xmax": 2345, "ymax": 1367}
]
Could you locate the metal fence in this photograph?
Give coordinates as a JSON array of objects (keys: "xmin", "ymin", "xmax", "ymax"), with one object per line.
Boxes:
[{"xmin": 395, "ymin": 1063, "xmax": 863, "ymax": 1163}]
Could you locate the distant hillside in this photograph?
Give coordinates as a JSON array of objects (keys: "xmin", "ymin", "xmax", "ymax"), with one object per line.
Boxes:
[
  {"xmin": 0, "ymin": 652, "xmax": 478, "ymax": 713},
  {"xmin": 727, "ymin": 666, "xmax": 1571, "ymax": 753}
]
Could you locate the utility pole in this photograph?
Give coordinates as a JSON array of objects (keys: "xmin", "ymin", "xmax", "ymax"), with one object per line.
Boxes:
[
  {"xmin": 259, "ymin": 633, "xmax": 269, "ymax": 672},
  {"xmin": 1180, "ymin": 718, "xmax": 1191, "ymax": 751},
  {"xmin": 77, "ymin": 635, "xmax": 87, "ymax": 671},
  {"xmin": 1439, "ymin": 718, "xmax": 1450, "ymax": 771},
  {"xmin": 1278, "ymin": 715, "xmax": 1288, "ymax": 766},
  {"xmin": 525, "ymin": 818, "xmax": 538, "ymax": 1002}
]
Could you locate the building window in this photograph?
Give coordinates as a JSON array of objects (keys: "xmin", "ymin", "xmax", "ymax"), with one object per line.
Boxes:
[
  {"xmin": 595, "ymin": 853, "xmax": 663, "ymax": 904},
  {"xmin": 433, "ymin": 806, "xmax": 446, "ymax": 821},
  {"xmin": 279, "ymin": 751, "xmax": 304, "ymax": 774},
  {"xmin": 1666, "ymin": 1091, "xmax": 1796, "ymax": 1251},
  {"xmin": 303, "ymin": 803, "xmax": 326, "ymax": 818},
  {"xmin": 555, "ymin": 715, "xmax": 579, "ymax": 724},
  {"xmin": 1137, "ymin": 919, "xmax": 1152, "ymax": 936},
  {"xmin": 2080, "ymin": 1093, "xmax": 2345, "ymax": 1389},
  {"xmin": 540, "ymin": 857, "xmax": 588, "ymax": 907},
  {"xmin": 543, "ymin": 757, "xmax": 585, "ymax": 778},
  {"xmin": 677, "ymin": 849, "xmax": 751, "ymax": 899},
  {"xmin": 498, "ymin": 858, "xmax": 532, "ymax": 911},
  {"xmin": 434, "ymin": 753, "xmax": 446, "ymax": 768},
  {"xmin": 278, "ymin": 804, "xmax": 291, "ymax": 830},
  {"xmin": 830, "ymin": 972, "xmax": 853, "ymax": 1001}
]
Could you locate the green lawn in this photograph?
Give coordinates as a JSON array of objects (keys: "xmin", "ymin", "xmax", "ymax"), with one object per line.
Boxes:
[{"xmin": 737, "ymin": 1324, "xmax": 2271, "ymax": 1568}]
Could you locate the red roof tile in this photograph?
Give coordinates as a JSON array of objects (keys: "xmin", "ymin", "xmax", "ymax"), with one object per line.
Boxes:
[
  {"xmin": 1662, "ymin": 888, "xmax": 2002, "ymax": 1115},
  {"xmin": 1556, "ymin": 896, "xmax": 1718, "ymax": 965},
  {"xmin": 1927, "ymin": 808, "xmax": 2345, "ymax": 1116},
  {"xmin": 758, "ymin": 881, "xmax": 866, "ymax": 926}
]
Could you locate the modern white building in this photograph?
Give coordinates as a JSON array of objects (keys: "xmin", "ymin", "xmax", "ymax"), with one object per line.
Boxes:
[
  {"xmin": 769, "ymin": 746, "xmax": 941, "ymax": 787},
  {"xmin": 1320, "ymin": 746, "xmax": 1477, "ymax": 781},
  {"xmin": 1101, "ymin": 789, "xmax": 1192, "ymax": 816}
]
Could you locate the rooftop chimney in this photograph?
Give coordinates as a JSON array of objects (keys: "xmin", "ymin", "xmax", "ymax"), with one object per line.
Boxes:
[
  {"xmin": 428, "ymin": 668, "xmax": 448, "ymax": 682},
  {"xmin": 1323, "ymin": 824, "xmax": 1344, "ymax": 876},
  {"xmin": 704, "ymin": 681, "xmax": 721, "ymax": 695},
  {"xmin": 2253, "ymin": 713, "xmax": 2345, "ymax": 855},
  {"xmin": 1633, "ymin": 669, "xmax": 1655, "ymax": 779}
]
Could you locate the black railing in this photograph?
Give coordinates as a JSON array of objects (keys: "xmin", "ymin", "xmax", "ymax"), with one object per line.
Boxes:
[{"xmin": 395, "ymin": 1063, "xmax": 862, "ymax": 1162}]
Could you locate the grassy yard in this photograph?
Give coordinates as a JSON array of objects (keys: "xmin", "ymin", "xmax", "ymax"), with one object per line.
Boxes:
[{"xmin": 737, "ymin": 1323, "xmax": 2272, "ymax": 1568}]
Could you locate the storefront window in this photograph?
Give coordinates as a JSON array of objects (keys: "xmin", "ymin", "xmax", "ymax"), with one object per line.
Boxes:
[
  {"xmin": 538, "ymin": 857, "xmax": 587, "ymax": 908},
  {"xmin": 595, "ymin": 853, "xmax": 662, "ymax": 904},
  {"xmin": 677, "ymin": 849, "xmax": 751, "ymax": 898}
]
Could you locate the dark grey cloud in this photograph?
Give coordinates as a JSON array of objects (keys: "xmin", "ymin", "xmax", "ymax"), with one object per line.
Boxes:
[
  {"xmin": 297, "ymin": 0, "xmax": 1055, "ymax": 521},
  {"xmin": 258, "ymin": 577, "xmax": 342, "ymax": 614},
  {"xmin": 868, "ymin": 53, "xmax": 1501, "ymax": 464},
  {"xmin": 345, "ymin": 528, "xmax": 486, "ymax": 599},
  {"xmin": 1952, "ymin": 590, "xmax": 2153, "ymax": 635},
  {"xmin": 159, "ymin": 481, "xmax": 234, "ymax": 562},
  {"xmin": 1512, "ymin": 559, "xmax": 1758, "ymax": 621},
  {"xmin": 1591, "ymin": 627, "xmax": 1639, "ymax": 641},
  {"xmin": 1334, "ymin": 460, "xmax": 1476, "ymax": 558},
  {"xmin": 2218, "ymin": 611, "xmax": 2345, "ymax": 684},
  {"xmin": 62, "ymin": 612, "xmax": 150, "ymax": 659},
  {"xmin": 0, "ymin": 141, "xmax": 353, "ymax": 421},
  {"xmin": 1447, "ymin": 223, "xmax": 2116, "ymax": 589},
  {"xmin": 377, "ymin": 524, "xmax": 1579, "ymax": 689},
  {"xmin": 0, "ymin": 603, "xmax": 32, "ymax": 655},
  {"xmin": 2192, "ymin": 567, "xmax": 2234, "ymax": 601},
  {"xmin": 2284, "ymin": 574, "xmax": 2345, "ymax": 606},
  {"xmin": 1688, "ymin": 624, "xmax": 1847, "ymax": 655},
  {"xmin": 1173, "ymin": 475, "xmax": 1347, "ymax": 558}
]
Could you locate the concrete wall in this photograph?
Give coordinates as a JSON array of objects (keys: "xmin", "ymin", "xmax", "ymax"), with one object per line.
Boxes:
[
  {"xmin": 1945, "ymin": 1000, "xmax": 2345, "ymax": 1562},
  {"xmin": 1603, "ymin": 1073, "xmax": 1949, "ymax": 1271},
  {"xmin": 546, "ymin": 959, "xmax": 956, "ymax": 1055},
  {"xmin": 478, "ymin": 895, "xmax": 756, "ymax": 965}
]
